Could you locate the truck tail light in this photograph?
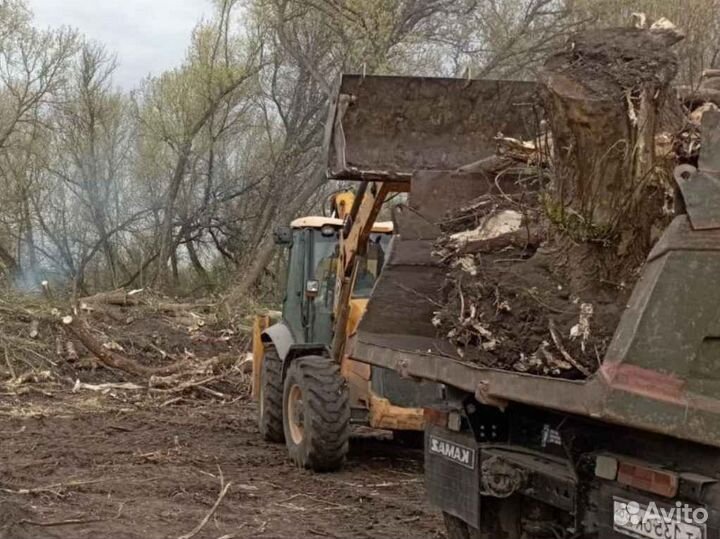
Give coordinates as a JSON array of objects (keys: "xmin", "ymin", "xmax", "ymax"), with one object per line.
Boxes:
[
  {"xmin": 424, "ymin": 408, "xmax": 448, "ymax": 427},
  {"xmin": 617, "ymin": 461, "xmax": 678, "ymax": 498}
]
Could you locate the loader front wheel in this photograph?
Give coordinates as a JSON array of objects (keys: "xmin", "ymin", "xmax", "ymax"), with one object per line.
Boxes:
[
  {"xmin": 282, "ymin": 356, "xmax": 349, "ymax": 472},
  {"xmin": 258, "ymin": 345, "xmax": 284, "ymax": 443}
]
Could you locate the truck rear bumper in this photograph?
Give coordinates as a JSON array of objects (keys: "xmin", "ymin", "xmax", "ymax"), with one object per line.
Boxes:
[{"xmin": 425, "ymin": 419, "xmax": 720, "ymax": 538}]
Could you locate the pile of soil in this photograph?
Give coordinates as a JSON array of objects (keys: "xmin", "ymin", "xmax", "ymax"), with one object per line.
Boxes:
[
  {"xmin": 433, "ymin": 191, "xmax": 632, "ymax": 379},
  {"xmin": 543, "ymin": 27, "xmax": 681, "ymax": 97}
]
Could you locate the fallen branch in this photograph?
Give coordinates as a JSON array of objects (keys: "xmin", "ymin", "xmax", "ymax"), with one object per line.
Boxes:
[
  {"xmin": 19, "ymin": 517, "xmax": 105, "ymax": 527},
  {"xmin": 79, "ymin": 288, "xmax": 215, "ymax": 314},
  {"xmin": 79, "ymin": 288, "xmax": 145, "ymax": 307},
  {"xmin": 72, "ymin": 380, "xmax": 144, "ymax": 393},
  {"xmin": 150, "ymin": 375, "xmax": 222, "ymax": 393},
  {"xmin": 152, "ymin": 302, "xmax": 216, "ymax": 314},
  {"xmin": 494, "ymin": 134, "xmax": 551, "ymax": 165},
  {"xmin": 4, "ymin": 344, "xmax": 16, "ymax": 380},
  {"xmin": 61, "ymin": 315, "xmax": 189, "ymax": 377},
  {"xmin": 19, "ymin": 502, "xmax": 124, "ymax": 527},
  {"xmin": 1, "ymin": 477, "xmax": 108, "ymax": 495},
  {"xmin": 29, "ymin": 320, "xmax": 39, "ymax": 339},
  {"xmin": 177, "ymin": 468, "xmax": 232, "ymax": 539},
  {"xmin": 7, "ymin": 370, "xmax": 53, "ymax": 387},
  {"xmin": 194, "ymin": 385, "xmax": 227, "ymax": 399}
]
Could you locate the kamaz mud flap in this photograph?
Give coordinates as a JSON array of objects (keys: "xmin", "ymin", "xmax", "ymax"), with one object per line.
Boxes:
[{"xmin": 425, "ymin": 424, "xmax": 481, "ymax": 528}]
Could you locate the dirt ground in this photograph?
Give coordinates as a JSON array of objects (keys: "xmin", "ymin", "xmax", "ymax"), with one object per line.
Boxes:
[{"xmin": 0, "ymin": 391, "xmax": 442, "ymax": 539}]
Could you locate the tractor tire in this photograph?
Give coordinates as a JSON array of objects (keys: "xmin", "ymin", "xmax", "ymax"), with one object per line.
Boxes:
[
  {"xmin": 442, "ymin": 496, "xmax": 522, "ymax": 539},
  {"xmin": 258, "ymin": 345, "xmax": 285, "ymax": 443},
  {"xmin": 282, "ymin": 356, "xmax": 350, "ymax": 472}
]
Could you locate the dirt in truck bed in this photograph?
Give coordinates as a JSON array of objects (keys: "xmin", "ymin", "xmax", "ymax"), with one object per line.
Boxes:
[
  {"xmin": 0, "ymin": 392, "xmax": 441, "ymax": 539},
  {"xmin": 429, "ymin": 25, "xmax": 702, "ymax": 378},
  {"xmin": 433, "ymin": 192, "xmax": 631, "ymax": 378}
]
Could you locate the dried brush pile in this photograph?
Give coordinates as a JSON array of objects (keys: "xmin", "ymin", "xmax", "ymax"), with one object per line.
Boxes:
[{"xmin": 0, "ymin": 288, "xmax": 253, "ymax": 401}]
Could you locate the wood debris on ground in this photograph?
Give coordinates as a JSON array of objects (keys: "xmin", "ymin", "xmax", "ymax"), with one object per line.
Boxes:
[{"xmin": 0, "ymin": 288, "xmax": 252, "ymax": 400}]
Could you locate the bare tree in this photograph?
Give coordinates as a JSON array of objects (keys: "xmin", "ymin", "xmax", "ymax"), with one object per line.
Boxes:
[
  {"xmin": 0, "ymin": 0, "xmax": 715, "ymax": 299},
  {"xmin": 0, "ymin": 2, "xmax": 78, "ymax": 281},
  {"xmin": 43, "ymin": 43, "xmax": 134, "ymax": 290},
  {"xmin": 136, "ymin": 0, "xmax": 262, "ymax": 287}
]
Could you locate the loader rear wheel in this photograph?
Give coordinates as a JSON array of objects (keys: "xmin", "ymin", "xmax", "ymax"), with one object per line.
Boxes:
[
  {"xmin": 258, "ymin": 345, "xmax": 284, "ymax": 443},
  {"xmin": 282, "ymin": 356, "xmax": 349, "ymax": 472},
  {"xmin": 442, "ymin": 496, "xmax": 522, "ymax": 539}
]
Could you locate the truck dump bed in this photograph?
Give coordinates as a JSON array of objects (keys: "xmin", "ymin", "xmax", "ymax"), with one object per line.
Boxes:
[{"xmin": 326, "ymin": 74, "xmax": 720, "ymax": 450}]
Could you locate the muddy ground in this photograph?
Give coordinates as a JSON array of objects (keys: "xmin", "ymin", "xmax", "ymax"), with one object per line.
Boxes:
[{"xmin": 0, "ymin": 391, "xmax": 442, "ymax": 539}]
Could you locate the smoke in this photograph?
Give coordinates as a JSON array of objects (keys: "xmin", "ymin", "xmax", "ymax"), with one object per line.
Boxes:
[{"xmin": 12, "ymin": 268, "xmax": 44, "ymax": 294}]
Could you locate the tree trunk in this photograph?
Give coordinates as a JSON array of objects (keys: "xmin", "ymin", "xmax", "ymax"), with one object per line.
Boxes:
[
  {"xmin": 185, "ymin": 232, "xmax": 212, "ymax": 289},
  {"xmin": 0, "ymin": 242, "xmax": 19, "ymax": 277},
  {"xmin": 170, "ymin": 247, "xmax": 180, "ymax": 288},
  {"xmin": 539, "ymin": 27, "xmax": 682, "ymax": 280},
  {"xmin": 156, "ymin": 140, "xmax": 193, "ymax": 285},
  {"xmin": 225, "ymin": 169, "xmax": 326, "ymax": 305}
]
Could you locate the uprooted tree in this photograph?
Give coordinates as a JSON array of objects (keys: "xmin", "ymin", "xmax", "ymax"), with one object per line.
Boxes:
[{"xmin": 435, "ymin": 24, "xmax": 693, "ymax": 377}]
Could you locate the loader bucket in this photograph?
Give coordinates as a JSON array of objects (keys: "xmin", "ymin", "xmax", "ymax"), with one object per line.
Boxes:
[
  {"xmin": 325, "ymin": 74, "xmax": 538, "ymax": 180},
  {"xmin": 326, "ymin": 75, "xmax": 541, "ymax": 351}
]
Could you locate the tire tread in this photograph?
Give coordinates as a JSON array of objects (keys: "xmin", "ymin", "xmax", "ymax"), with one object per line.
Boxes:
[
  {"xmin": 258, "ymin": 346, "xmax": 285, "ymax": 443},
  {"xmin": 284, "ymin": 356, "xmax": 350, "ymax": 472}
]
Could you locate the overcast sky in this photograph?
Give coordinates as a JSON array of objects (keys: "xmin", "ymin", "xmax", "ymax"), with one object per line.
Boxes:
[{"xmin": 27, "ymin": 0, "xmax": 211, "ymax": 89}]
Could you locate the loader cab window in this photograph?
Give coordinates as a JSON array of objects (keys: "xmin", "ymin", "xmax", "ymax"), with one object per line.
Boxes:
[
  {"xmin": 353, "ymin": 233, "xmax": 389, "ymax": 298},
  {"xmin": 313, "ymin": 231, "xmax": 340, "ymax": 307},
  {"xmin": 284, "ymin": 226, "xmax": 390, "ymax": 345},
  {"xmin": 308, "ymin": 228, "xmax": 340, "ymax": 346},
  {"xmin": 312, "ymin": 230, "xmax": 390, "ymax": 305},
  {"xmin": 282, "ymin": 227, "xmax": 340, "ymax": 345}
]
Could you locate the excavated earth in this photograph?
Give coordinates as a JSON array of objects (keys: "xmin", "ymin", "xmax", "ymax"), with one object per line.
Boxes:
[
  {"xmin": 434, "ymin": 193, "xmax": 633, "ymax": 378},
  {"xmin": 0, "ymin": 391, "xmax": 442, "ymax": 539},
  {"xmin": 437, "ymin": 243, "xmax": 629, "ymax": 377}
]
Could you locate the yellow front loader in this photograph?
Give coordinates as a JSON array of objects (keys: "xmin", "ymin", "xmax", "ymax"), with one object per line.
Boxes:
[
  {"xmin": 250, "ymin": 72, "xmax": 520, "ymax": 471},
  {"xmin": 251, "ymin": 187, "xmax": 433, "ymax": 471}
]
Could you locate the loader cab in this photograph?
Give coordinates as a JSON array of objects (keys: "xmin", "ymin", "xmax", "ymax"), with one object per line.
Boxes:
[{"xmin": 277, "ymin": 216, "xmax": 392, "ymax": 346}]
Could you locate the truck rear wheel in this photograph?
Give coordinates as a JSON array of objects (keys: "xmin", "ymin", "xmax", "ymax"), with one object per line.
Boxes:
[
  {"xmin": 443, "ymin": 496, "xmax": 522, "ymax": 539},
  {"xmin": 282, "ymin": 356, "xmax": 350, "ymax": 472},
  {"xmin": 258, "ymin": 345, "xmax": 284, "ymax": 443}
]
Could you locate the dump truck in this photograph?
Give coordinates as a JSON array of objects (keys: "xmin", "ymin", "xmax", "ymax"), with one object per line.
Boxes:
[
  {"xmin": 321, "ymin": 73, "xmax": 720, "ymax": 539},
  {"xmin": 251, "ymin": 176, "xmax": 438, "ymax": 472}
]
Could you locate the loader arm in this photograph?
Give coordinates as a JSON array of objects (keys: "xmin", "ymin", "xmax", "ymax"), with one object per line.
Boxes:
[{"xmin": 330, "ymin": 180, "xmax": 409, "ymax": 361}]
